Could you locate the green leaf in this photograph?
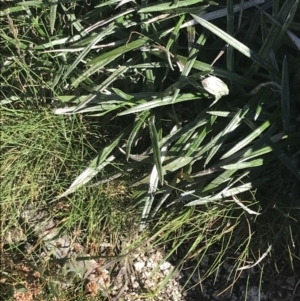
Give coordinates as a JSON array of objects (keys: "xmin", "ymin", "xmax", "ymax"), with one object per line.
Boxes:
[
  {"xmin": 72, "ymin": 36, "xmax": 150, "ymax": 87},
  {"xmin": 64, "ymin": 24, "xmax": 117, "ymax": 83},
  {"xmin": 166, "ymin": 15, "xmax": 185, "ymax": 71},
  {"xmin": 49, "ymin": 0, "xmax": 57, "ymax": 35},
  {"xmin": 191, "ymin": 14, "xmax": 280, "ymax": 77},
  {"xmin": 199, "ymin": 108, "xmax": 248, "ymax": 165},
  {"xmin": 186, "ymin": 173, "xmax": 275, "ymax": 205},
  {"xmin": 202, "ymin": 169, "xmax": 237, "ymax": 193},
  {"xmin": 246, "ymin": 0, "xmax": 299, "ymax": 78},
  {"xmin": 52, "ymin": 126, "xmax": 131, "ymax": 201},
  {"xmin": 204, "ymin": 109, "xmax": 245, "ymax": 166},
  {"xmin": 138, "ymin": 0, "xmax": 206, "ymax": 13},
  {"xmin": 191, "ymin": 57, "xmax": 257, "ymax": 86},
  {"xmin": 163, "ymin": 156, "xmax": 194, "ymax": 175},
  {"xmin": 220, "ymin": 118, "xmax": 272, "ymax": 160},
  {"xmin": 221, "ymin": 159, "xmax": 264, "ymax": 170},
  {"xmin": 126, "ymin": 111, "xmax": 150, "ymax": 161},
  {"xmin": 73, "ymin": 63, "xmax": 131, "ymax": 111},
  {"xmin": 186, "ymin": 115, "xmax": 217, "ymax": 158},
  {"xmin": 148, "ymin": 116, "xmax": 164, "ymax": 185},
  {"xmin": 118, "ymin": 93, "xmax": 205, "ymax": 116},
  {"xmin": 172, "ymin": 30, "xmax": 208, "ymax": 102},
  {"xmin": 182, "ymin": 173, "xmax": 194, "ymax": 182}
]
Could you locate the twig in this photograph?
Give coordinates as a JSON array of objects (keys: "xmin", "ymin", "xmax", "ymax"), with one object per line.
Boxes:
[
  {"xmin": 232, "ymin": 195, "xmax": 261, "ymax": 215},
  {"xmin": 237, "ymin": 244, "xmax": 272, "ymax": 271}
]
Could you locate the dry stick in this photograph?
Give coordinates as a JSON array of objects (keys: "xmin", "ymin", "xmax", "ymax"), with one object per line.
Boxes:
[{"xmin": 237, "ymin": 245, "xmax": 272, "ymax": 271}]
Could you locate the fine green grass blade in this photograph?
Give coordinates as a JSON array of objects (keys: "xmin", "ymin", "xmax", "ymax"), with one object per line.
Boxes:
[
  {"xmin": 60, "ymin": 3, "xmax": 84, "ymax": 33},
  {"xmin": 281, "ymin": 56, "xmax": 290, "ymax": 132},
  {"xmin": 0, "ymin": 5, "xmax": 27, "ymax": 15},
  {"xmin": 272, "ymin": 0, "xmax": 280, "ymax": 15},
  {"xmin": 254, "ymin": 100, "xmax": 263, "ymax": 121},
  {"xmin": 148, "ymin": 116, "xmax": 164, "ymax": 185},
  {"xmin": 237, "ymin": 0, "xmax": 245, "ymax": 29},
  {"xmin": 140, "ymin": 0, "xmax": 154, "ymax": 92},
  {"xmin": 191, "ymin": 14, "xmax": 280, "ymax": 77},
  {"xmin": 150, "ymin": 177, "xmax": 176, "ymax": 219},
  {"xmin": 0, "ymin": 32, "xmax": 28, "ymax": 50}
]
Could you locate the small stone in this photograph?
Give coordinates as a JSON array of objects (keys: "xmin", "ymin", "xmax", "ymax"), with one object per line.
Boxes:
[
  {"xmin": 133, "ymin": 261, "xmax": 145, "ymax": 272},
  {"xmin": 160, "ymin": 261, "xmax": 172, "ymax": 271},
  {"xmin": 132, "ymin": 281, "xmax": 139, "ymax": 289}
]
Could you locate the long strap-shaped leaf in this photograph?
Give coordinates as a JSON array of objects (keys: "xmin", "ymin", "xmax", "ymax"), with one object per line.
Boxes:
[
  {"xmin": 246, "ymin": 0, "xmax": 299, "ymax": 78},
  {"xmin": 118, "ymin": 92, "xmax": 205, "ymax": 115},
  {"xmin": 172, "ymin": 30, "xmax": 208, "ymax": 102},
  {"xmin": 191, "ymin": 14, "xmax": 280, "ymax": 78},
  {"xmin": 220, "ymin": 112, "xmax": 278, "ymax": 160},
  {"xmin": 139, "ymin": 0, "xmax": 206, "ymax": 13},
  {"xmin": 52, "ymin": 126, "xmax": 131, "ymax": 201},
  {"xmin": 139, "ymin": 122, "xmax": 172, "ymax": 232},
  {"xmin": 148, "ymin": 116, "xmax": 164, "ymax": 185},
  {"xmin": 126, "ymin": 111, "xmax": 150, "ymax": 161},
  {"xmin": 72, "ymin": 36, "xmax": 150, "ymax": 87},
  {"xmin": 152, "ymin": 51, "xmax": 257, "ymax": 86},
  {"xmin": 186, "ymin": 173, "xmax": 274, "ymax": 205}
]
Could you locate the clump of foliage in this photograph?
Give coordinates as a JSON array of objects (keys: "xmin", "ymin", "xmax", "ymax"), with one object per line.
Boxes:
[{"xmin": 1, "ymin": 0, "xmax": 300, "ymax": 299}]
